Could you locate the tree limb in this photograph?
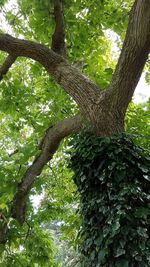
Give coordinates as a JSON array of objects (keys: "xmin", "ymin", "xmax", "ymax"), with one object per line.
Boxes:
[
  {"xmin": 51, "ymin": 0, "xmax": 67, "ymax": 58},
  {"xmin": 0, "ymin": 33, "xmax": 100, "ymax": 119},
  {"xmin": 109, "ymin": 0, "xmax": 150, "ymax": 116},
  {"xmin": 0, "ymin": 54, "xmax": 17, "ymax": 80},
  {"xmin": 12, "ymin": 115, "xmax": 83, "ymax": 224}
]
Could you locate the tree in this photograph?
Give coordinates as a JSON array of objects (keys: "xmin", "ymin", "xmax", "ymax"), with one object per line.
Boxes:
[{"xmin": 0, "ymin": 0, "xmax": 150, "ymax": 266}]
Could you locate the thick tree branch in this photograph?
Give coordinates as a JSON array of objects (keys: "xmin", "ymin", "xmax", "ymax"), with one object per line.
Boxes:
[
  {"xmin": 0, "ymin": 54, "xmax": 17, "ymax": 80},
  {"xmin": 0, "ymin": 33, "xmax": 100, "ymax": 120},
  {"xmin": 110, "ymin": 0, "xmax": 150, "ymax": 116},
  {"xmin": 12, "ymin": 115, "xmax": 83, "ymax": 224},
  {"xmin": 51, "ymin": 0, "xmax": 67, "ymax": 58}
]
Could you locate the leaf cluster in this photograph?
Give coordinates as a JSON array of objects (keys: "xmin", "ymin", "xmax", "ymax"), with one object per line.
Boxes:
[{"xmin": 70, "ymin": 133, "xmax": 150, "ymax": 266}]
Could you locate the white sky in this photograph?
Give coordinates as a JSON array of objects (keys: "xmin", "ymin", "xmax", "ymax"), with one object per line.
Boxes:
[
  {"xmin": 106, "ymin": 30, "xmax": 150, "ymax": 104},
  {"xmin": 133, "ymin": 74, "xmax": 150, "ymax": 103}
]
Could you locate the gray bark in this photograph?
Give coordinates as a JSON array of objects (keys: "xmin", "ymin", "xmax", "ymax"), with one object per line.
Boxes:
[{"xmin": 0, "ymin": 0, "xmax": 150, "ymax": 233}]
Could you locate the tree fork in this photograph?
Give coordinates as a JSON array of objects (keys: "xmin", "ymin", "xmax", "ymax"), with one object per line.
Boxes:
[{"xmin": 0, "ymin": 0, "xmax": 150, "ymax": 247}]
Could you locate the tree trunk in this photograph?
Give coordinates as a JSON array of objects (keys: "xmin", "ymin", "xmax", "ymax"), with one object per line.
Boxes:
[
  {"xmin": 0, "ymin": 1, "xmax": 150, "ymax": 265},
  {"xmin": 71, "ymin": 133, "xmax": 150, "ymax": 266}
]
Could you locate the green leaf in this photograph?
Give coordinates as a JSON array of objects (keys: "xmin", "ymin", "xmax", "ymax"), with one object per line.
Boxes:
[
  {"xmin": 134, "ymin": 207, "xmax": 150, "ymax": 219},
  {"xmin": 98, "ymin": 249, "xmax": 106, "ymax": 262},
  {"xmin": 114, "ymin": 248, "xmax": 126, "ymax": 257},
  {"xmin": 137, "ymin": 227, "xmax": 148, "ymax": 238},
  {"xmin": 115, "ymin": 259, "xmax": 129, "ymax": 267}
]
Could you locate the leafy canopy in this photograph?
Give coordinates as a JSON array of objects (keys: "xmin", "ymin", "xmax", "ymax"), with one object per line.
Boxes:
[{"xmin": 0, "ymin": 0, "xmax": 149, "ymax": 266}]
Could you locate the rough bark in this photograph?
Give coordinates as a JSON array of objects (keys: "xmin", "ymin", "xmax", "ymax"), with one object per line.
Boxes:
[
  {"xmin": 0, "ymin": 35, "xmax": 125, "ymax": 135},
  {"xmin": 12, "ymin": 115, "xmax": 83, "ymax": 224},
  {"xmin": 110, "ymin": 0, "xmax": 150, "ymax": 118},
  {"xmin": 51, "ymin": 0, "xmax": 67, "ymax": 58},
  {"xmin": 0, "ymin": 54, "xmax": 17, "ymax": 80},
  {"xmin": 0, "ymin": 34, "xmax": 100, "ymax": 121},
  {"xmin": 0, "ymin": 0, "xmax": 150, "ymax": 131},
  {"xmin": 0, "ymin": 0, "xmax": 150, "ymax": 238}
]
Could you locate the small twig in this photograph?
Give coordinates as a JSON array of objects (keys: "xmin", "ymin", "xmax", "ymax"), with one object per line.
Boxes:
[
  {"xmin": 9, "ymin": 11, "xmax": 21, "ymax": 26},
  {"xmin": 24, "ymin": 220, "xmax": 32, "ymax": 243},
  {"xmin": 0, "ymin": 54, "xmax": 17, "ymax": 81},
  {"xmin": 0, "ymin": 213, "xmax": 7, "ymax": 223},
  {"xmin": 8, "ymin": 149, "xmax": 19, "ymax": 157},
  {"xmin": 48, "ymin": 164, "xmax": 58, "ymax": 187},
  {"xmin": 17, "ymin": 165, "xmax": 22, "ymax": 176}
]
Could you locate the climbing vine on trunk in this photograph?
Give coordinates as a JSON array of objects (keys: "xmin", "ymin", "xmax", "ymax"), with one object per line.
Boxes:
[
  {"xmin": 70, "ymin": 133, "xmax": 150, "ymax": 267},
  {"xmin": 0, "ymin": 0, "xmax": 150, "ymax": 265}
]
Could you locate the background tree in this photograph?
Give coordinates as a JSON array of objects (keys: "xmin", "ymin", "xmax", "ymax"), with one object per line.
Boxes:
[{"xmin": 0, "ymin": 0, "xmax": 150, "ymax": 266}]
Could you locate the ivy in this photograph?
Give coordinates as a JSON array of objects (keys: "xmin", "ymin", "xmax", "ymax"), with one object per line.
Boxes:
[
  {"xmin": 0, "ymin": 0, "xmax": 149, "ymax": 265},
  {"xmin": 70, "ymin": 133, "xmax": 150, "ymax": 266}
]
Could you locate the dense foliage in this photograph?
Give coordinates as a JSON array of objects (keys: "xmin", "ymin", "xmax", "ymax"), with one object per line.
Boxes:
[
  {"xmin": 126, "ymin": 101, "xmax": 150, "ymax": 150},
  {"xmin": 70, "ymin": 133, "xmax": 150, "ymax": 267},
  {"xmin": 0, "ymin": 0, "xmax": 150, "ymax": 266}
]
